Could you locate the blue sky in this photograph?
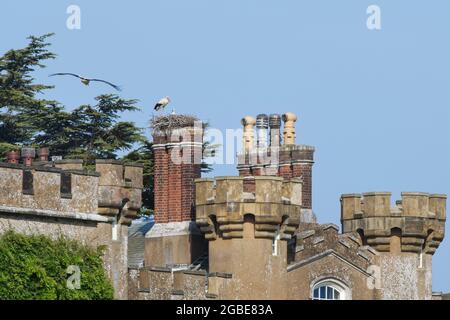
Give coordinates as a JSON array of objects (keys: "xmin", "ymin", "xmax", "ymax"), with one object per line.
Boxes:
[{"xmin": 2, "ymin": 1, "xmax": 450, "ymax": 292}]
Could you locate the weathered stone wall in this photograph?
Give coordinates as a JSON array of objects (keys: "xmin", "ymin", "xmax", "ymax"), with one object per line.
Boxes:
[
  {"xmin": 127, "ymin": 268, "xmax": 141, "ymax": 300},
  {"xmin": 132, "ymin": 267, "xmax": 233, "ymax": 300},
  {"xmin": 0, "ymin": 163, "xmax": 99, "ymax": 214},
  {"xmin": 144, "ymin": 221, "xmax": 206, "ymax": 267},
  {"xmin": 209, "ymin": 238, "xmax": 289, "ymax": 300},
  {"xmin": 376, "ymin": 252, "xmax": 433, "ymax": 300}
]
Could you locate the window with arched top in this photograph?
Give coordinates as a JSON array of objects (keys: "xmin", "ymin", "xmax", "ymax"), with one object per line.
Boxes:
[{"xmin": 311, "ymin": 279, "xmax": 349, "ymax": 300}]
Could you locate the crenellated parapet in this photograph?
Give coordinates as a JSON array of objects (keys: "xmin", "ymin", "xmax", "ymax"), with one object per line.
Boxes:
[
  {"xmin": 195, "ymin": 176, "xmax": 302, "ymax": 240},
  {"xmin": 96, "ymin": 159, "xmax": 143, "ymax": 225},
  {"xmin": 341, "ymin": 192, "xmax": 446, "ymax": 254},
  {"xmin": 0, "ymin": 159, "xmax": 143, "ymax": 226},
  {"xmin": 0, "ymin": 161, "xmax": 100, "ymax": 214}
]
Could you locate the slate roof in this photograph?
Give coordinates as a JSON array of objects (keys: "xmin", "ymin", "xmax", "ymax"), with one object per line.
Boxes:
[{"xmin": 128, "ymin": 216, "xmax": 154, "ymax": 268}]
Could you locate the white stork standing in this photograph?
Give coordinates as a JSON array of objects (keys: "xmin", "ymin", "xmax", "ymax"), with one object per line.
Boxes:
[{"xmin": 154, "ymin": 96, "xmax": 171, "ymax": 111}]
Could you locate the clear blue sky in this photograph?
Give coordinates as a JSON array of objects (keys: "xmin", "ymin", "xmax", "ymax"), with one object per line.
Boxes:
[{"xmin": 2, "ymin": 0, "xmax": 450, "ymax": 292}]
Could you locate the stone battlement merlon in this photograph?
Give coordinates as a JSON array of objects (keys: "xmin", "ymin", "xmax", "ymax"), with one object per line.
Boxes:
[{"xmin": 195, "ymin": 176, "xmax": 302, "ymax": 240}]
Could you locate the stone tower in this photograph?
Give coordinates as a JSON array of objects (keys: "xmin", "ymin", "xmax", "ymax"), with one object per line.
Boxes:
[
  {"xmin": 146, "ymin": 115, "xmax": 206, "ymax": 267},
  {"xmin": 195, "ymin": 176, "xmax": 302, "ymax": 299},
  {"xmin": 341, "ymin": 192, "xmax": 446, "ymax": 299}
]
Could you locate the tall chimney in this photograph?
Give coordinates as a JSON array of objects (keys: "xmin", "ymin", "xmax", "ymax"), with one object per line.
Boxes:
[{"xmin": 148, "ymin": 115, "xmax": 206, "ymax": 267}]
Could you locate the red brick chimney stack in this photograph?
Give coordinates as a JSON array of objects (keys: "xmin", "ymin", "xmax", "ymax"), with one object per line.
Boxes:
[
  {"xmin": 152, "ymin": 120, "xmax": 203, "ymax": 224},
  {"xmin": 147, "ymin": 115, "xmax": 206, "ymax": 267}
]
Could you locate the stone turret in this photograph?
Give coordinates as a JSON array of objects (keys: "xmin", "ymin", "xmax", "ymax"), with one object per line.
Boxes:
[
  {"xmin": 341, "ymin": 192, "xmax": 446, "ymax": 299},
  {"xmin": 341, "ymin": 192, "xmax": 446, "ymax": 254},
  {"xmin": 195, "ymin": 176, "xmax": 301, "ymax": 299}
]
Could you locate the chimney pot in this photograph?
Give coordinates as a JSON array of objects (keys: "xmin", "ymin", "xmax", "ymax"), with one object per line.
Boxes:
[
  {"xmin": 241, "ymin": 116, "xmax": 256, "ymax": 152},
  {"xmin": 282, "ymin": 112, "xmax": 297, "ymax": 145},
  {"xmin": 21, "ymin": 147, "xmax": 36, "ymax": 166},
  {"xmin": 37, "ymin": 147, "xmax": 49, "ymax": 162},
  {"xmin": 269, "ymin": 114, "xmax": 282, "ymax": 147},
  {"xmin": 256, "ymin": 114, "xmax": 269, "ymax": 148},
  {"xmin": 6, "ymin": 151, "xmax": 20, "ymax": 164}
]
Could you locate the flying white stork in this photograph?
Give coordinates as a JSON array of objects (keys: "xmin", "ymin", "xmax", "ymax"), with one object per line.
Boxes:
[
  {"xmin": 154, "ymin": 96, "xmax": 171, "ymax": 111},
  {"xmin": 49, "ymin": 73, "xmax": 121, "ymax": 91}
]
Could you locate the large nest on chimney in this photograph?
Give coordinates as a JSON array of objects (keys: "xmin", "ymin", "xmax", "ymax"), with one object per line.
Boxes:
[{"xmin": 150, "ymin": 114, "xmax": 200, "ymax": 133}]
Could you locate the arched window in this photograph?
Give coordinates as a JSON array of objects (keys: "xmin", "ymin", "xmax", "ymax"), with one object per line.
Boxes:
[{"xmin": 311, "ymin": 279, "xmax": 349, "ymax": 300}]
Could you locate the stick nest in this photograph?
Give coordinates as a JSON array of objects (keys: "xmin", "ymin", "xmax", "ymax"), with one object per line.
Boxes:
[{"xmin": 150, "ymin": 114, "xmax": 200, "ymax": 133}]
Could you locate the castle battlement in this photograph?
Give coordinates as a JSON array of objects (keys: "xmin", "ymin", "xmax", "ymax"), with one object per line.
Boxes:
[
  {"xmin": 195, "ymin": 176, "xmax": 302, "ymax": 240},
  {"xmin": 0, "ymin": 159, "xmax": 143, "ymax": 225},
  {"xmin": 0, "ymin": 162, "xmax": 99, "ymax": 215},
  {"xmin": 341, "ymin": 192, "xmax": 446, "ymax": 254}
]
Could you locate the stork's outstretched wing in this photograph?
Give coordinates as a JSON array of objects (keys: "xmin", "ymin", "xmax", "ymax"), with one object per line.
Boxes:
[
  {"xmin": 89, "ymin": 79, "xmax": 122, "ymax": 91},
  {"xmin": 49, "ymin": 73, "xmax": 82, "ymax": 79}
]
